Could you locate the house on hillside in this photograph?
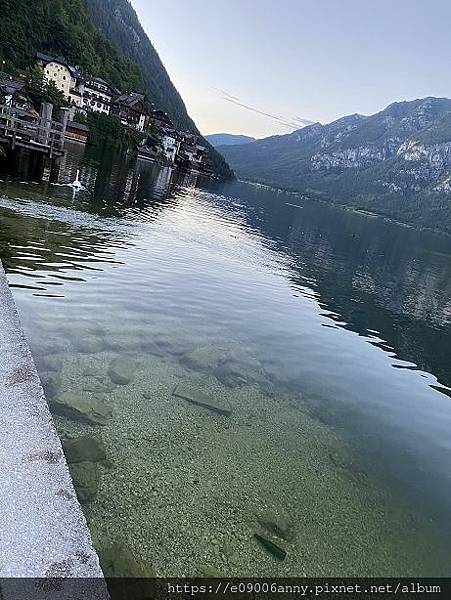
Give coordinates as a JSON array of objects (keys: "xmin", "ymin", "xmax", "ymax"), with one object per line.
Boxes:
[
  {"xmin": 177, "ymin": 133, "xmax": 208, "ymax": 171},
  {"xmin": 0, "ymin": 77, "xmax": 26, "ymax": 108},
  {"xmin": 36, "ymin": 53, "xmax": 115, "ymax": 117},
  {"xmin": 36, "ymin": 52, "xmax": 76, "ymax": 98},
  {"xmin": 149, "ymin": 108, "xmax": 173, "ymax": 130},
  {"xmin": 80, "ymin": 77, "xmax": 116, "ymax": 115},
  {"xmin": 0, "ymin": 76, "xmax": 38, "ymax": 120},
  {"xmin": 160, "ymin": 127, "xmax": 182, "ymax": 164},
  {"xmin": 111, "ymin": 93, "xmax": 148, "ymax": 131}
]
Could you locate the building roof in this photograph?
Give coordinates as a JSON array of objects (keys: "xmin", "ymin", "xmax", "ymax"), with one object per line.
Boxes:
[
  {"xmin": 36, "ymin": 52, "xmax": 69, "ymax": 68},
  {"xmin": 114, "ymin": 92, "xmax": 145, "ymax": 107},
  {"xmin": 0, "ymin": 77, "xmax": 25, "ymax": 96},
  {"xmin": 67, "ymin": 120, "xmax": 90, "ymax": 133},
  {"xmin": 37, "ymin": 53, "xmax": 83, "ymax": 81},
  {"xmin": 85, "ymin": 76, "xmax": 113, "ymax": 89}
]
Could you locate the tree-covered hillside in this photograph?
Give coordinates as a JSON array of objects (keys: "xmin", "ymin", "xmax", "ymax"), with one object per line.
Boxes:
[{"xmin": 0, "ymin": 0, "xmax": 140, "ymax": 91}]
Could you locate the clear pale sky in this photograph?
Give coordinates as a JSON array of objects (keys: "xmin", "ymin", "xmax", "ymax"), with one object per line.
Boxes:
[{"xmin": 130, "ymin": 0, "xmax": 451, "ymax": 139}]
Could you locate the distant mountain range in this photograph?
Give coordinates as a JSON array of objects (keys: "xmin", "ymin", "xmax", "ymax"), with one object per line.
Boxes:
[
  {"xmin": 206, "ymin": 133, "xmax": 256, "ymax": 147},
  {"xmin": 220, "ymin": 97, "xmax": 451, "ymax": 232}
]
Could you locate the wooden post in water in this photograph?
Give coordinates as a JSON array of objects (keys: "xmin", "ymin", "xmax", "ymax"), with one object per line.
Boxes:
[
  {"xmin": 54, "ymin": 107, "xmax": 69, "ymax": 156},
  {"xmin": 39, "ymin": 102, "xmax": 53, "ymax": 147}
]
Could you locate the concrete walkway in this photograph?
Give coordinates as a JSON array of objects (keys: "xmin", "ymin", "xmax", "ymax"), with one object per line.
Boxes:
[{"xmin": 0, "ymin": 262, "xmax": 107, "ymax": 596}]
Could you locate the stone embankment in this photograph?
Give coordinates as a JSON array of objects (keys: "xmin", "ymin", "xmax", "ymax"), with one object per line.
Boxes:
[{"xmin": 0, "ymin": 261, "xmax": 106, "ymax": 598}]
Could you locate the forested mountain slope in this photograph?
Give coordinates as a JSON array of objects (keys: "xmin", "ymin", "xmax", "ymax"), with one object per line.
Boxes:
[{"xmin": 85, "ymin": 0, "xmax": 232, "ymax": 176}]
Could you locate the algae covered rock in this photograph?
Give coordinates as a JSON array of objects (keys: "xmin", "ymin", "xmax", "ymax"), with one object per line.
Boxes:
[
  {"xmin": 214, "ymin": 356, "xmax": 264, "ymax": 388},
  {"xmin": 197, "ymin": 564, "xmax": 224, "ymax": 577},
  {"xmin": 99, "ymin": 542, "xmax": 156, "ymax": 577},
  {"xmin": 69, "ymin": 461, "xmax": 99, "ymax": 504},
  {"xmin": 63, "ymin": 434, "xmax": 107, "ymax": 464},
  {"xmin": 50, "ymin": 391, "xmax": 112, "ymax": 425},
  {"xmin": 107, "ymin": 357, "xmax": 138, "ymax": 385}
]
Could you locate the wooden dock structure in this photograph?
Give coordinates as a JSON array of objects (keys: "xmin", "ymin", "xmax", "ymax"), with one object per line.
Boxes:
[
  {"xmin": 0, "ymin": 102, "xmax": 67, "ymax": 158},
  {"xmin": 0, "ymin": 102, "xmax": 68, "ymax": 180}
]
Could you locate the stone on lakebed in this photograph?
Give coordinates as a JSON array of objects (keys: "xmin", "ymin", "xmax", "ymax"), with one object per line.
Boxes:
[
  {"xmin": 180, "ymin": 345, "xmax": 230, "ymax": 372},
  {"xmin": 107, "ymin": 356, "xmax": 138, "ymax": 385},
  {"xmin": 173, "ymin": 383, "xmax": 232, "ymax": 416},
  {"xmin": 75, "ymin": 335, "xmax": 106, "ymax": 354},
  {"xmin": 50, "ymin": 391, "xmax": 112, "ymax": 425},
  {"xmin": 99, "ymin": 542, "xmax": 156, "ymax": 577},
  {"xmin": 63, "ymin": 434, "xmax": 107, "ymax": 464},
  {"xmin": 69, "ymin": 461, "xmax": 99, "ymax": 504}
]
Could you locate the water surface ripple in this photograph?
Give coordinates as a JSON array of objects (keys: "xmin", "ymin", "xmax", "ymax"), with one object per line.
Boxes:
[{"xmin": 1, "ymin": 146, "xmax": 451, "ymax": 575}]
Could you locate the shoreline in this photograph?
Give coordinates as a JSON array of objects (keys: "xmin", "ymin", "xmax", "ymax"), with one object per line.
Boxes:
[
  {"xmin": 242, "ymin": 179, "xmax": 451, "ymax": 239},
  {"xmin": 0, "ymin": 261, "xmax": 104, "ymax": 584}
]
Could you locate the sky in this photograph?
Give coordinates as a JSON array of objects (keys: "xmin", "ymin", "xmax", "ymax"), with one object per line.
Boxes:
[{"xmin": 130, "ymin": 0, "xmax": 451, "ymax": 139}]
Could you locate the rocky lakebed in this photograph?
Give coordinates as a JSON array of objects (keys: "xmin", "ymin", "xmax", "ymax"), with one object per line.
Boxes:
[{"xmin": 32, "ymin": 320, "xmax": 449, "ymax": 577}]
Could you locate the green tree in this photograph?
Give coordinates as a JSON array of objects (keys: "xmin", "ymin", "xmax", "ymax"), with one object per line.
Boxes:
[{"xmin": 25, "ymin": 66, "xmax": 67, "ymax": 110}]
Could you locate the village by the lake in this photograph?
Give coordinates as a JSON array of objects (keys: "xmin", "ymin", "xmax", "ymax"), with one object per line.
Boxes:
[{"xmin": 0, "ymin": 51, "xmax": 212, "ymax": 183}]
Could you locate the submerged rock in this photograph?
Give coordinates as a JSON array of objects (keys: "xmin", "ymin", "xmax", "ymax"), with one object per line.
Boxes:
[
  {"xmin": 214, "ymin": 356, "xmax": 264, "ymax": 388},
  {"xmin": 257, "ymin": 509, "xmax": 295, "ymax": 541},
  {"xmin": 107, "ymin": 357, "xmax": 138, "ymax": 385},
  {"xmin": 99, "ymin": 542, "xmax": 156, "ymax": 577},
  {"xmin": 180, "ymin": 345, "xmax": 229, "ymax": 372},
  {"xmin": 197, "ymin": 564, "xmax": 224, "ymax": 578},
  {"xmin": 173, "ymin": 383, "xmax": 232, "ymax": 416},
  {"xmin": 40, "ymin": 371, "xmax": 61, "ymax": 399},
  {"xmin": 69, "ymin": 461, "xmax": 99, "ymax": 504},
  {"xmin": 154, "ymin": 334, "xmax": 193, "ymax": 356},
  {"xmin": 36, "ymin": 354, "xmax": 63, "ymax": 373},
  {"xmin": 63, "ymin": 434, "xmax": 107, "ymax": 464},
  {"xmin": 75, "ymin": 335, "xmax": 105, "ymax": 354},
  {"xmin": 104, "ymin": 335, "xmax": 142, "ymax": 353},
  {"xmin": 50, "ymin": 391, "xmax": 112, "ymax": 425},
  {"xmin": 82, "ymin": 376, "xmax": 115, "ymax": 394}
]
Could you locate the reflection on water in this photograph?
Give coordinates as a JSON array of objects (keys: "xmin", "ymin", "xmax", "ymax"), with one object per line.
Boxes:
[{"xmin": 1, "ymin": 144, "xmax": 451, "ymax": 576}]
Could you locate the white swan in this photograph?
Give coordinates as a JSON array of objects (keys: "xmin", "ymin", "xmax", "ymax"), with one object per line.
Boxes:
[{"xmin": 69, "ymin": 170, "xmax": 84, "ymax": 191}]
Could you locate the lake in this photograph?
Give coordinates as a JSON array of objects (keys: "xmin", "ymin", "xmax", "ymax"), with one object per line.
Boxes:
[{"xmin": 1, "ymin": 142, "xmax": 451, "ymax": 576}]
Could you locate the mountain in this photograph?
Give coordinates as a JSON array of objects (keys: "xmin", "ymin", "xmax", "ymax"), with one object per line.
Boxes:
[
  {"xmin": 206, "ymin": 133, "xmax": 256, "ymax": 147},
  {"xmin": 0, "ymin": 0, "xmax": 233, "ymax": 177},
  {"xmin": 220, "ymin": 97, "xmax": 451, "ymax": 232},
  {"xmin": 84, "ymin": 0, "xmax": 232, "ymax": 177}
]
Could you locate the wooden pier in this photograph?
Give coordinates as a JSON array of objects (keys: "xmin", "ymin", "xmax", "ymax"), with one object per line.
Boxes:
[
  {"xmin": 0, "ymin": 102, "xmax": 68, "ymax": 180},
  {"xmin": 0, "ymin": 102, "xmax": 67, "ymax": 158}
]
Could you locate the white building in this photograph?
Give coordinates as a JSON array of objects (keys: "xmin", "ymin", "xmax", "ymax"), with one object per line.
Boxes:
[
  {"xmin": 36, "ymin": 52, "xmax": 75, "ymax": 98},
  {"xmin": 80, "ymin": 77, "xmax": 115, "ymax": 115},
  {"xmin": 36, "ymin": 53, "xmax": 115, "ymax": 116},
  {"xmin": 161, "ymin": 128, "xmax": 181, "ymax": 163}
]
